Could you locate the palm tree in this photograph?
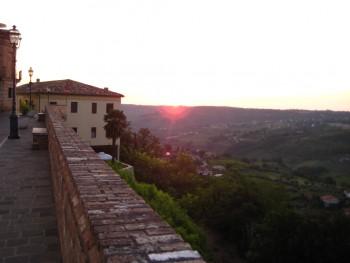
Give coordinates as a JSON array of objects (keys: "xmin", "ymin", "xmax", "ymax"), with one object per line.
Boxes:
[{"xmin": 104, "ymin": 109, "xmax": 128, "ymax": 163}]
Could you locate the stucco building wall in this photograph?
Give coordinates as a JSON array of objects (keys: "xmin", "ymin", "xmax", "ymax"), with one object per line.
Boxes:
[
  {"xmin": 65, "ymin": 95, "xmax": 121, "ymax": 146},
  {"xmin": 17, "ymin": 93, "xmax": 121, "ymax": 147}
]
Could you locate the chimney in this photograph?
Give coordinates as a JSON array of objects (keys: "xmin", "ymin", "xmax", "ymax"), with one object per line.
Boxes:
[
  {"xmin": 17, "ymin": 70, "xmax": 22, "ymax": 83},
  {"xmin": 104, "ymin": 87, "xmax": 109, "ymax": 91},
  {"xmin": 36, "ymin": 78, "xmax": 40, "ymax": 82}
]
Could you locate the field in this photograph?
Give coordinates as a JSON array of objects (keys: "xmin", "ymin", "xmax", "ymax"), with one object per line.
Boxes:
[{"xmin": 122, "ymin": 104, "xmax": 350, "ymax": 203}]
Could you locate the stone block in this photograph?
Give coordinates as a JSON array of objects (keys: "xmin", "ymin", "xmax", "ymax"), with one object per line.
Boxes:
[
  {"xmin": 6, "ymin": 238, "xmax": 28, "ymax": 247},
  {"xmin": 4, "ymin": 256, "xmax": 28, "ymax": 263},
  {"xmin": 0, "ymin": 247, "xmax": 15, "ymax": 257}
]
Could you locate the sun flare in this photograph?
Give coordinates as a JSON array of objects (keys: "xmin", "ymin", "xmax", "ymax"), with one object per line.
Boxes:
[{"xmin": 159, "ymin": 106, "xmax": 190, "ymax": 121}]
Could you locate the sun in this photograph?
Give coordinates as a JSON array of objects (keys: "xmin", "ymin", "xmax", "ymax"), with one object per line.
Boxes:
[{"xmin": 159, "ymin": 106, "xmax": 190, "ymax": 121}]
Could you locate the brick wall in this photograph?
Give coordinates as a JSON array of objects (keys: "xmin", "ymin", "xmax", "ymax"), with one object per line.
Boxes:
[
  {"xmin": 46, "ymin": 106, "xmax": 205, "ymax": 263},
  {"xmin": 0, "ymin": 29, "xmax": 14, "ymax": 112}
]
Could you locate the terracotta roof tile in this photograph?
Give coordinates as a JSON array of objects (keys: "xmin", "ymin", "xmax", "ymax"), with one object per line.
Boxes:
[
  {"xmin": 320, "ymin": 195, "xmax": 339, "ymax": 202},
  {"xmin": 17, "ymin": 79, "xmax": 124, "ymax": 98}
]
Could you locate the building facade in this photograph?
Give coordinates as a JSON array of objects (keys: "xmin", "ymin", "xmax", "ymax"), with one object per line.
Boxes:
[
  {"xmin": 17, "ymin": 79, "xmax": 124, "ymax": 151},
  {"xmin": 0, "ymin": 26, "xmax": 15, "ymax": 112}
]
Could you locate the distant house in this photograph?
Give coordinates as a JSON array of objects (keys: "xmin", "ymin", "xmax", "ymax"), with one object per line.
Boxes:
[
  {"xmin": 17, "ymin": 79, "xmax": 124, "ymax": 158},
  {"xmin": 198, "ymin": 167, "xmax": 212, "ymax": 176},
  {"xmin": 339, "ymin": 156, "xmax": 350, "ymax": 163},
  {"xmin": 303, "ymin": 192, "xmax": 313, "ymax": 201},
  {"xmin": 212, "ymin": 165, "xmax": 226, "ymax": 172},
  {"xmin": 344, "ymin": 190, "xmax": 350, "ymax": 198},
  {"xmin": 320, "ymin": 195, "xmax": 339, "ymax": 208},
  {"xmin": 344, "ymin": 208, "xmax": 350, "ymax": 217}
]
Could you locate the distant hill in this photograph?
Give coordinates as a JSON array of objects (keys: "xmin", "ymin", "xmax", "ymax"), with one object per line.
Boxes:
[
  {"xmin": 121, "ymin": 104, "xmax": 350, "ymax": 134},
  {"xmin": 121, "ymin": 104, "xmax": 350, "ymax": 174}
]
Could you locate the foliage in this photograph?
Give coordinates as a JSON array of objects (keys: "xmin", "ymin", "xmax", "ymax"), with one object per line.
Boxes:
[
  {"xmin": 180, "ymin": 174, "xmax": 289, "ymax": 256},
  {"xmin": 118, "ymin": 107, "xmax": 350, "ymax": 262},
  {"xmin": 323, "ymin": 176, "xmax": 336, "ymax": 185},
  {"xmin": 230, "ymin": 125, "xmax": 350, "ymax": 163},
  {"xmin": 120, "ymin": 123, "xmax": 350, "ymax": 261},
  {"xmin": 106, "ymin": 160, "xmax": 127, "ymax": 170},
  {"xmin": 104, "ymin": 109, "xmax": 128, "ymax": 162},
  {"xmin": 121, "ymin": 127, "xmax": 163, "ymax": 158},
  {"xmin": 19, "ymin": 100, "xmax": 29, "ymax": 115},
  {"xmin": 121, "ymin": 149, "xmax": 201, "ymax": 197},
  {"xmin": 135, "ymin": 128, "xmax": 163, "ymax": 156},
  {"xmin": 293, "ymin": 164, "xmax": 329, "ymax": 177},
  {"xmin": 109, "ymin": 163, "xmax": 211, "ymax": 259},
  {"xmin": 211, "ymin": 158, "xmax": 250, "ymax": 172},
  {"xmin": 247, "ymin": 211, "xmax": 350, "ymax": 263}
]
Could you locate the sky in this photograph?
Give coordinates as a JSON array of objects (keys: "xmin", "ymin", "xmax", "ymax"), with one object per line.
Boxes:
[{"xmin": 2, "ymin": 0, "xmax": 350, "ymax": 111}]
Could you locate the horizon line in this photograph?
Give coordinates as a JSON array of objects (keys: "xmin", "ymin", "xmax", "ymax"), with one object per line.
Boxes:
[{"xmin": 122, "ymin": 103, "xmax": 350, "ymax": 113}]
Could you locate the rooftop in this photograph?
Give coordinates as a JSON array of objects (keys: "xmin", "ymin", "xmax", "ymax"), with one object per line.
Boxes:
[
  {"xmin": 17, "ymin": 79, "xmax": 124, "ymax": 98},
  {"xmin": 320, "ymin": 195, "xmax": 339, "ymax": 203}
]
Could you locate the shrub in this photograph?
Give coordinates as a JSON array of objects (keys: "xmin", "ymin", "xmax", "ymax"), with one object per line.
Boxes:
[
  {"xmin": 109, "ymin": 163, "xmax": 210, "ymax": 259},
  {"xmin": 19, "ymin": 100, "xmax": 30, "ymax": 115}
]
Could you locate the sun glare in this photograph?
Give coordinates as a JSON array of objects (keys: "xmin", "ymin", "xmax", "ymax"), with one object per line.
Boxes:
[{"xmin": 159, "ymin": 106, "xmax": 190, "ymax": 121}]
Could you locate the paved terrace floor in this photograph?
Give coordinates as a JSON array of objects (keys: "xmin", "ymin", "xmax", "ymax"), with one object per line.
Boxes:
[{"xmin": 0, "ymin": 114, "xmax": 61, "ymax": 263}]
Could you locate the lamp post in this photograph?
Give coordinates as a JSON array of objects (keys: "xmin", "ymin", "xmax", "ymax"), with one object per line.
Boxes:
[
  {"xmin": 28, "ymin": 67, "xmax": 33, "ymax": 109},
  {"xmin": 8, "ymin": 25, "xmax": 21, "ymax": 139},
  {"xmin": 46, "ymin": 87, "xmax": 50, "ymax": 105}
]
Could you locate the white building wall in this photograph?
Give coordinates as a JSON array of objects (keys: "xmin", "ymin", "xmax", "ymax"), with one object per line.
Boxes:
[
  {"xmin": 65, "ymin": 96, "xmax": 121, "ymax": 146},
  {"xmin": 17, "ymin": 93, "xmax": 121, "ymax": 146}
]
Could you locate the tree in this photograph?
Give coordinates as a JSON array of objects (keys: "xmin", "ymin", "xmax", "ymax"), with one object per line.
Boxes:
[
  {"xmin": 104, "ymin": 109, "xmax": 128, "ymax": 163},
  {"xmin": 135, "ymin": 128, "xmax": 162, "ymax": 157},
  {"xmin": 120, "ymin": 127, "xmax": 135, "ymax": 154},
  {"xmin": 248, "ymin": 211, "xmax": 350, "ymax": 263}
]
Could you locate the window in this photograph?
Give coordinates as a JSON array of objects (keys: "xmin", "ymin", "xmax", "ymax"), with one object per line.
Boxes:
[
  {"xmin": 8, "ymin": 87, "xmax": 12, "ymax": 98},
  {"xmin": 71, "ymin": 102, "xmax": 78, "ymax": 113},
  {"xmin": 106, "ymin": 103, "xmax": 113, "ymax": 113},
  {"xmin": 50, "ymin": 101, "xmax": 57, "ymax": 105},
  {"xmin": 72, "ymin": 127, "xmax": 77, "ymax": 133},
  {"xmin": 92, "ymin": 102, "xmax": 97, "ymax": 114},
  {"xmin": 91, "ymin": 127, "xmax": 96, "ymax": 138}
]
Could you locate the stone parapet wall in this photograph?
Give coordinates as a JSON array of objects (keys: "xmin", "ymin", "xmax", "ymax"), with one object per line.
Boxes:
[{"xmin": 46, "ymin": 105, "xmax": 205, "ymax": 263}]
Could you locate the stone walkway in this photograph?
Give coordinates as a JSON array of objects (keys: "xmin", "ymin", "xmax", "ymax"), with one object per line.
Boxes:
[
  {"xmin": 0, "ymin": 115, "xmax": 61, "ymax": 262},
  {"xmin": 0, "ymin": 112, "xmax": 10, "ymax": 147}
]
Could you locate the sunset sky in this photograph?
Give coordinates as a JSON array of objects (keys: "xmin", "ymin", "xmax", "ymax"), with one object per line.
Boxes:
[{"xmin": 2, "ymin": 0, "xmax": 350, "ymax": 110}]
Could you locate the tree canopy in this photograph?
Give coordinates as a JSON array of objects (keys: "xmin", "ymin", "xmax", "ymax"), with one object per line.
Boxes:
[{"xmin": 104, "ymin": 109, "xmax": 128, "ymax": 162}]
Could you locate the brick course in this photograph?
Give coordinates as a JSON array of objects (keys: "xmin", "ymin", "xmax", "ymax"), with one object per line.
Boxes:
[{"xmin": 46, "ymin": 106, "xmax": 205, "ymax": 263}]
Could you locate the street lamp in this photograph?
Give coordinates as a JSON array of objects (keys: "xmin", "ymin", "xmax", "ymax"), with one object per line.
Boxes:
[
  {"xmin": 28, "ymin": 67, "xmax": 34, "ymax": 109},
  {"xmin": 8, "ymin": 25, "xmax": 21, "ymax": 139},
  {"xmin": 28, "ymin": 67, "xmax": 33, "ymax": 109}
]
